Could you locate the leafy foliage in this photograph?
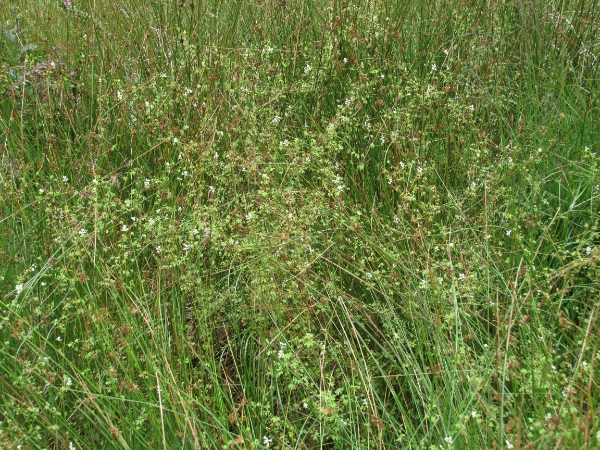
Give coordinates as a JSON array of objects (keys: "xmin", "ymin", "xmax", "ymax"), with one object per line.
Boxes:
[{"xmin": 1, "ymin": 0, "xmax": 599, "ymax": 448}]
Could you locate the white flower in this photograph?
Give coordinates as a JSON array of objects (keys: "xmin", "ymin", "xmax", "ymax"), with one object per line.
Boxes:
[
  {"xmin": 155, "ymin": 245, "xmax": 162, "ymax": 254},
  {"xmin": 263, "ymin": 436, "xmax": 273, "ymax": 447},
  {"xmin": 444, "ymin": 436, "xmax": 453, "ymax": 445},
  {"xmin": 62, "ymin": 176, "xmax": 69, "ymax": 182},
  {"xmin": 337, "ymin": 185, "xmax": 344, "ymax": 192},
  {"xmin": 303, "ymin": 402, "xmax": 308, "ymax": 408},
  {"xmin": 183, "ymin": 243, "xmax": 191, "ymax": 252},
  {"xmin": 272, "ymin": 116, "xmax": 282, "ymax": 124},
  {"xmin": 458, "ymin": 273, "xmax": 466, "ymax": 281},
  {"xmin": 304, "ymin": 64, "xmax": 311, "ymax": 73},
  {"xmin": 64, "ymin": 376, "xmax": 73, "ymax": 386},
  {"xmin": 173, "ymin": 137, "xmax": 179, "ymax": 144},
  {"xmin": 78, "ymin": 229, "xmax": 86, "ymax": 237},
  {"xmin": 471, "ymin": 410, "xmax": 477, "ymax": 418},
  {"xmin": 121, "ymin": 225, "xmax": 128, "ymax": 232},
  {"xmin": 506, "ymin": 229, "xmax": 512, "ymax": 236},
  {"xmin": 586, "ymin": 246, "xmax": 592, "ymax": 255},
  {"xmin": 469, "ymin": 104, "xmax": 474, "ymax": 111},
  {"xmin": 117, "ymin": 91, "xmax": 123, "ymax": 101},
  {"xmin": 144, "ymin": 179, "xmax": 151, "ymax": 189},
  {"xmin": 15, "ymin": 284, "xmax": 24, "ymax": 294},
  {"xmin": 69, "ymin": 442, "xmax": 76, "ymax": 450},
  {"xmin": 39, "ymin": 188, "xmax": 45, "ymax": 194},
  {"xmin": 277, "ymin": 349, "xmax": 285, "ymax": 359},
  {"xmin": 431, "ymin": 63, "xmax": 437, "ymax": 71},
  {"xmin": 246, "ymin": 212, "xmax": 253, "ymax": 221},
  {"xmin": 506, "ymin": 440, "xmax": 514, "ymax": 449}
]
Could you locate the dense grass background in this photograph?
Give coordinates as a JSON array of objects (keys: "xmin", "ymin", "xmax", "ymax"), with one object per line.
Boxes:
[{"xmin": 1, "ymin": 0, "xmax": 599, "ymax": 448}]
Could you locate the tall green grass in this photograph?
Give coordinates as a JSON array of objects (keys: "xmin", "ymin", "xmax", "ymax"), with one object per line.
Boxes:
[{"xmin": 1, "ymin": 0, "xmax": 599, "ymax": 448}]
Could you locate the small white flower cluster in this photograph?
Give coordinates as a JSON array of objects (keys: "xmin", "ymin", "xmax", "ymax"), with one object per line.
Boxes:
[
  {"xmin": 334, "ymin": 175, "xmax": 344, "ymax": 193},
  {"xmin": 277, "ymin": 341, "xmax": 287, "ymax": 359}
]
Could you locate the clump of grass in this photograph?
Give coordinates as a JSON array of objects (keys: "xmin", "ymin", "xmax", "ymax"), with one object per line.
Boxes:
[{"xmin": 1, "ymin": 0, "xmax": 599, "ymax": 448}]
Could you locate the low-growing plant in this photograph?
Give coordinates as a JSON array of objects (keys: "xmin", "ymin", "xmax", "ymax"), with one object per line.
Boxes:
[{"xmin": 1, "ymin": 0, "xmax": 598, "ymax": 448}]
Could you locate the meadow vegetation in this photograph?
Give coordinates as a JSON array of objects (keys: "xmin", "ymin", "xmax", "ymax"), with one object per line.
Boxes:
[{"xmin": 1, "ymin": 0, "xmax": 599, "ymax": 448}]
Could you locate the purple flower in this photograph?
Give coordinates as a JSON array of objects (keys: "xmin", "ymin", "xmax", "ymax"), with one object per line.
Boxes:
[{"xmin": 64, "ymin": 0, "xmax": 72, "ymax": 6}]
